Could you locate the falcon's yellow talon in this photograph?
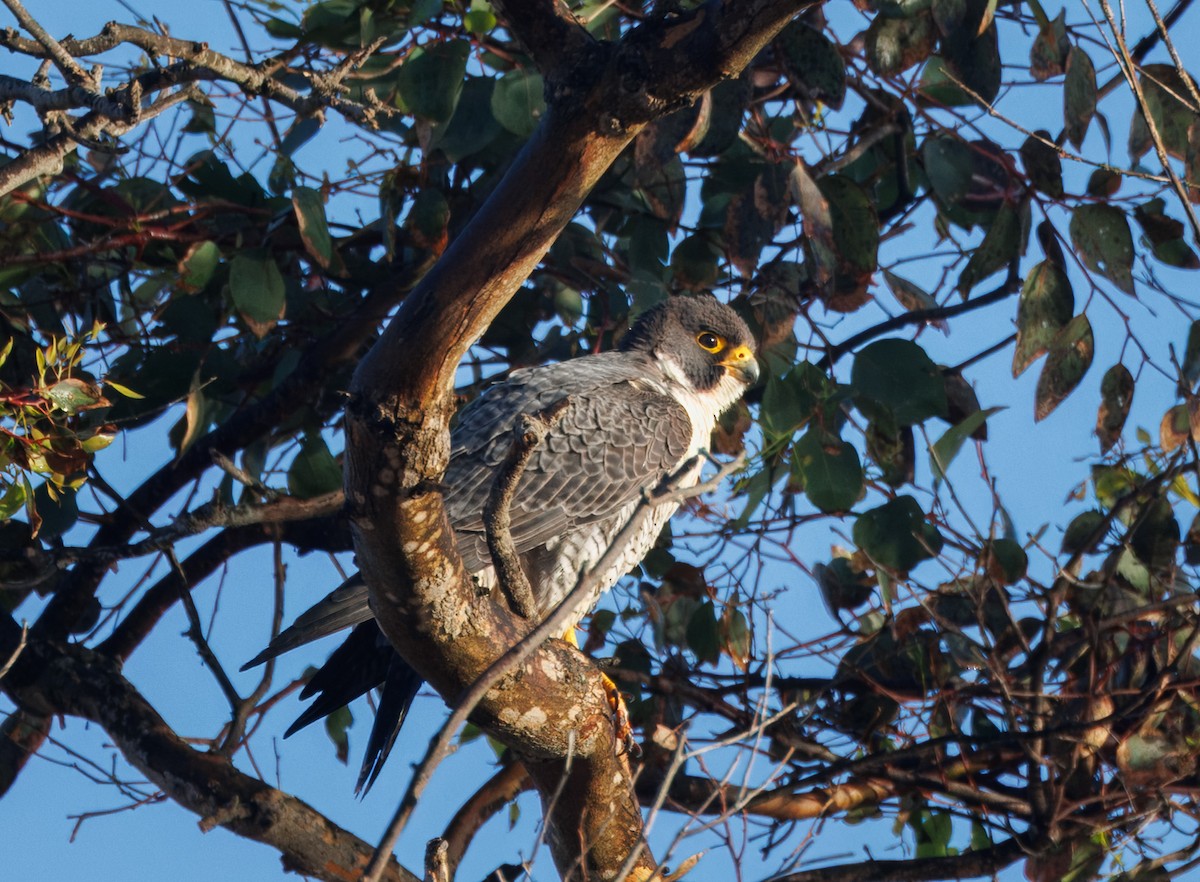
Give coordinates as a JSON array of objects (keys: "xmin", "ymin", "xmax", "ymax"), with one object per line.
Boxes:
[
  {"xmin": 566, "ymin": 627, "xmax": 639, "ymax": 754},
  {"xmin": 602, "ymin": 671, "xmax": 640, "ymax": 757}
]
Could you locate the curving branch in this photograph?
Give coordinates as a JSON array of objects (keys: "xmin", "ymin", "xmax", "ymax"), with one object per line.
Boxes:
[
  {"xmin": 0, "ymin": 616, "xmax": 420, "ymax": 882},
  {"xmin": 0, "ymin": 19, "xmax": 393, "ymax": 197},
  {"xmin": 343, "ymin": 2, "xmax": 814, "ymax": 879}
]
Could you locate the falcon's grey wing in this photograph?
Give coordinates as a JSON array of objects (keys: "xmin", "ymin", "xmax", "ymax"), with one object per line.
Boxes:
[
  {"xmin": 445, "ymin": 353, "xmax": 695, "ymax": 573},
  {"xmin": 240, "ymin": 574, "xmax": 372, "ymax": 670}
]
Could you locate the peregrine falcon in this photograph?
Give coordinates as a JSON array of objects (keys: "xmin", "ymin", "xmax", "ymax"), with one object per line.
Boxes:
[{"xmin": 245, "ymin": 295, "xmax": 758, "ymax": 790}]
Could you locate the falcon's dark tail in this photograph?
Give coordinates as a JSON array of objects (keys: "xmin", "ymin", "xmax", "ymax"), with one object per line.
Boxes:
[{"xmin": 246, "ymin": 617, "xmax": 425, "ymax": 794}]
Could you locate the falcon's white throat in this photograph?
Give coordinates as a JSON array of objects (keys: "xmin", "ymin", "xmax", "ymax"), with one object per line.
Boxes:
[{"xmin": 653, "ymin": 349, "xmax": 750, "ymax": 457}]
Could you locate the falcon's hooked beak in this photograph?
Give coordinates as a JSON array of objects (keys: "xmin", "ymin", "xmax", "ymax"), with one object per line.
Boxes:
[{"xmin": 720, "ymin": 344, "xmax": 760, "ymax": 386}]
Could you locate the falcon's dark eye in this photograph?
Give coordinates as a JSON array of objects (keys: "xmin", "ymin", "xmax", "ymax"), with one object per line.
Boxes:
[{"xmin": 697, "ymin": 332, "xmax": 723, "ymax": 352}]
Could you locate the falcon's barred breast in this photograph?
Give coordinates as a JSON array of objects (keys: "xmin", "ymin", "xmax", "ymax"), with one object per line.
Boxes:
[{"xmin": 245, "ymin": 295, "xmax": 759, "ymax": 790}]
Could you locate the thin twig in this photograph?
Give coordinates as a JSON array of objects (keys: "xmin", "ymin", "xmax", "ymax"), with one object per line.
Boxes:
[
  {"xmin": 0, "ymin": 0, "xmax": 90, "ymax": 86},
  {"xmin": 0, "ymin": 620, "xmax": 27, "ymax": 681}
]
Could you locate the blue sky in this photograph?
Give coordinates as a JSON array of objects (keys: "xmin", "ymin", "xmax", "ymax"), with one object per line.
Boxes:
[{"xmin": 3, "ymin": 2, "xmax": 1199, "ymax": 881}]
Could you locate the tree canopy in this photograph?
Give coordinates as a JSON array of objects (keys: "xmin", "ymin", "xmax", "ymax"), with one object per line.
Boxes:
[{"xmin": 4, "ymin": 1, "xmax": 1200, "ymax": 881}]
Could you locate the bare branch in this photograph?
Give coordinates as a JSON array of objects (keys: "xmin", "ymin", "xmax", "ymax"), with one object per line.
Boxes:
[
  {"xmin": 442, "ymin": 763, "xmax": 532, "ymax": 877},
  {"xmin": 0, "ymin": 0, "xmax": 90, "ymax": 86},
  {"xmin": 769, "ymin": 836, "xmax": 1028, "ymax": 882},
  {"xmin": 0, "ymin": 621, "xmax": 421, "ymax": 882}
]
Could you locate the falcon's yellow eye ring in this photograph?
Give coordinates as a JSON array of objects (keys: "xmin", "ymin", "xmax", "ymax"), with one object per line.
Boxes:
[{"xmin": 697, "ymin": 331, "xmax": 723, "ymax": 352}]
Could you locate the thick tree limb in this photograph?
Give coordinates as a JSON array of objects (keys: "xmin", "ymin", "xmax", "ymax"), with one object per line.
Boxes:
[
  {"xmin": 0, "ymin": 618, "xmax": 420, "ymax": 882},
  {"xmin": 344, "ymin": 3, "xmax": 811, "ymax": 879},
  {"xmin": 0, "ymin": 706, "xmax": 47, "ymax": 798},
  {"xmin": 443, "ymin": 763, "xmax": 534, "ymax": 877},
  {"xmin": 495, "ymin": 0, "xmax": 596, "ymax": 86}
]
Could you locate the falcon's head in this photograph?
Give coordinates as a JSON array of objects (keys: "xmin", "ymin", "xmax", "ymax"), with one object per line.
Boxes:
[{"xmin": 620, "ymin": 296, "xmax": 760, "ymax": 403}]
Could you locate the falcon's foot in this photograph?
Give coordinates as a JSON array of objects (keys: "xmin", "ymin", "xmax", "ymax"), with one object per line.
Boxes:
[
  {"xmin": 601, "ymin": 671, "xmax": 640, "ymax": 757},
  {"xmin": 563, "ymin": 628, "xmax": 640, "ymax": 756}
]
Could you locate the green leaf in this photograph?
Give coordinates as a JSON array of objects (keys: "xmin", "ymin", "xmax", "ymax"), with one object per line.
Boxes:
[
  {"xmin": 957, "ymin": 198, "xmax": 1027, "ymax": 293},
  {"xmin": 280, "ymin": 117, "xmax": 321, "ymax": 157},
  {"xmin": 1035, "ymin": 314, "xmax": 1094, "ymax": 421},
  {"xmin": 31, "ymin": 483, "xmax": 78, "ymax": 539},
  {"xmin": 229, "ymin": 252, "xmax": 286, "ymax": 336},
  {"xmin": 776, "ymin": 21, "xmax": 846, "ymax": 109},
  {"xmin": 724, "ymin": 163, "xmax": 789, "ymax": 276},
  {"xmin": 431, "ymin": 77, "xmax": 502, "ymax": 162},
  {"xmin": 851, "ymin": 338, "xmax": 948, "ymax": 427},
  {"xmin": 669, "ymin": 234, "xmax": 720, "ymax": 290},
  {"xmin": 793, "ymin": 427, "xmax": 863, "ymax": 513},
  {"xmin": 985, "ymin": 537, "xmax": 1027, "ymax": 584},
  {"xmin": 182, "ymin": 97, "xmax": 216, "ymax": 134},
  {"xmin": 1019, "ymin": 131, "xmax": 1064, "ymax": 198},
  {"xmin": 721, "ymin": 606, "xmax": 751, "ymax": 669},
  {"xmin": 1133, "ymin": 199, "xmax": 1200, "ymax": 269},
  {"xmin": 818, "ymin": 174, "xmax": 880, "ymax": 277},
  {"xmin": 941, "ymin": 20, "xmax": 1001, "ymax": 105},
  {"xmin": 865, "ymin": 12, "xmax": 937, "ymax": 77},
  {"xmin": 324, "ymin": 705, "xmax": 353, "ymax": 765},
  {"xmin": 1062, "ymin": 510, "xmax": 1105, "ymax": 555},
  {"xmin": 931, "ymin": 0, "xmax": 967, "ymax": 36},
  {"xmin": 882, "ymin": 270, "xmax": 942, "ymax": 328},
  {"xmin": 179, "ymin": 240, "xmax": 220, "ymax": 291},
  {"xmin": 1069, "ymin": 203, "xmax": 1135, "ymax": 295},
  {"xmin": 853, "ymin": 495, "xmax": 943, "ymax": 573},
  {"xmin": 287, "ymin": 435, "xmax": 342, "ymax": 499},
  {"xmin": 921, "ymin": 136, "xmax": 974, "ymax": 208},
  {"xmin": 1064, "ymin": 46, "xmax": 1097, "ymax": 149},
  {"xmin": 44, "ymin": 378, "xmax": 107, "ymax": 415},
  {"xmin": 396, "ymin": 40, "xmax": 470, "ymax": 124},
  {"xmin": 917, "ymin": 55, "xmax": 973, "ymax": 107},
  {"xmin": 1029, "ymin": 9, "xmax": 1069, "ymax": 81},
  {"xmin": 405, "ymin": 188, "xmax": 450, "ymax": 251},
  {"xmin": 930, "ymin": 407, "xmax": 1002, "ymax": 481},
  {"xmin": 686, "ymin": 600, "xmax": 721, "ymax": 664},
  {"xmin": 814, "ymin": 558, "xmax": 875, "ymax": 612},
  {"xmin": 0, "ymin": 480, "xmax": 27, "ymax": 520},
  {"xmin": 105, "ymin": 380, "xmax": 144, "ymax": 400},
  {"xmin": 292, "ymin": 187, "xmax": 334, "ymax": 269},
  {"xmin": 1012, "ymin": 260, "xmax": 1074, "ymax": 376},
  {"xmin": 1129, "ymin": 496, "xmax": 1178, "ymax": 572},
  {"xmin": 1185, "ymin": 321, "xmax": 1200, "ymax": 389},
  {"xmin": 491, "ymin": 69, "xmax": 546, "ymax": 137},
  {"xmin": 1096, "ymin": 364, "xmax": 1134, "ymax": 453},
  {"xmin": 464, "ymin": 1, "xmax": 497, "ymax": 35},
  {"xmin": 760, "ymin": 362, "xmax": 822, "ymax": 440},
  {"xmin": 1129, "ymin": 64, "xmax": 1200, "ymax": 161}
]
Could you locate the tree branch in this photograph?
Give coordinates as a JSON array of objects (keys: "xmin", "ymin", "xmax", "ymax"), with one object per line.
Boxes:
[
  {"xmin": 344, "ymin": 4, "xmax": 808, "ymax": 878},
  {"xmin": 0, "ymin": 620, "xmax": 421, "ymax": 882},
  {"xmin": 442, "ymin": 763, "xmax": 533, "ymax": 878},
  {"xmin": 768, "ymin": 835, "xmax": 1028, "ymax": 882},
  {"xmin": 494, "ymin": 0, "xmax": 595, "ymax": 87}
]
